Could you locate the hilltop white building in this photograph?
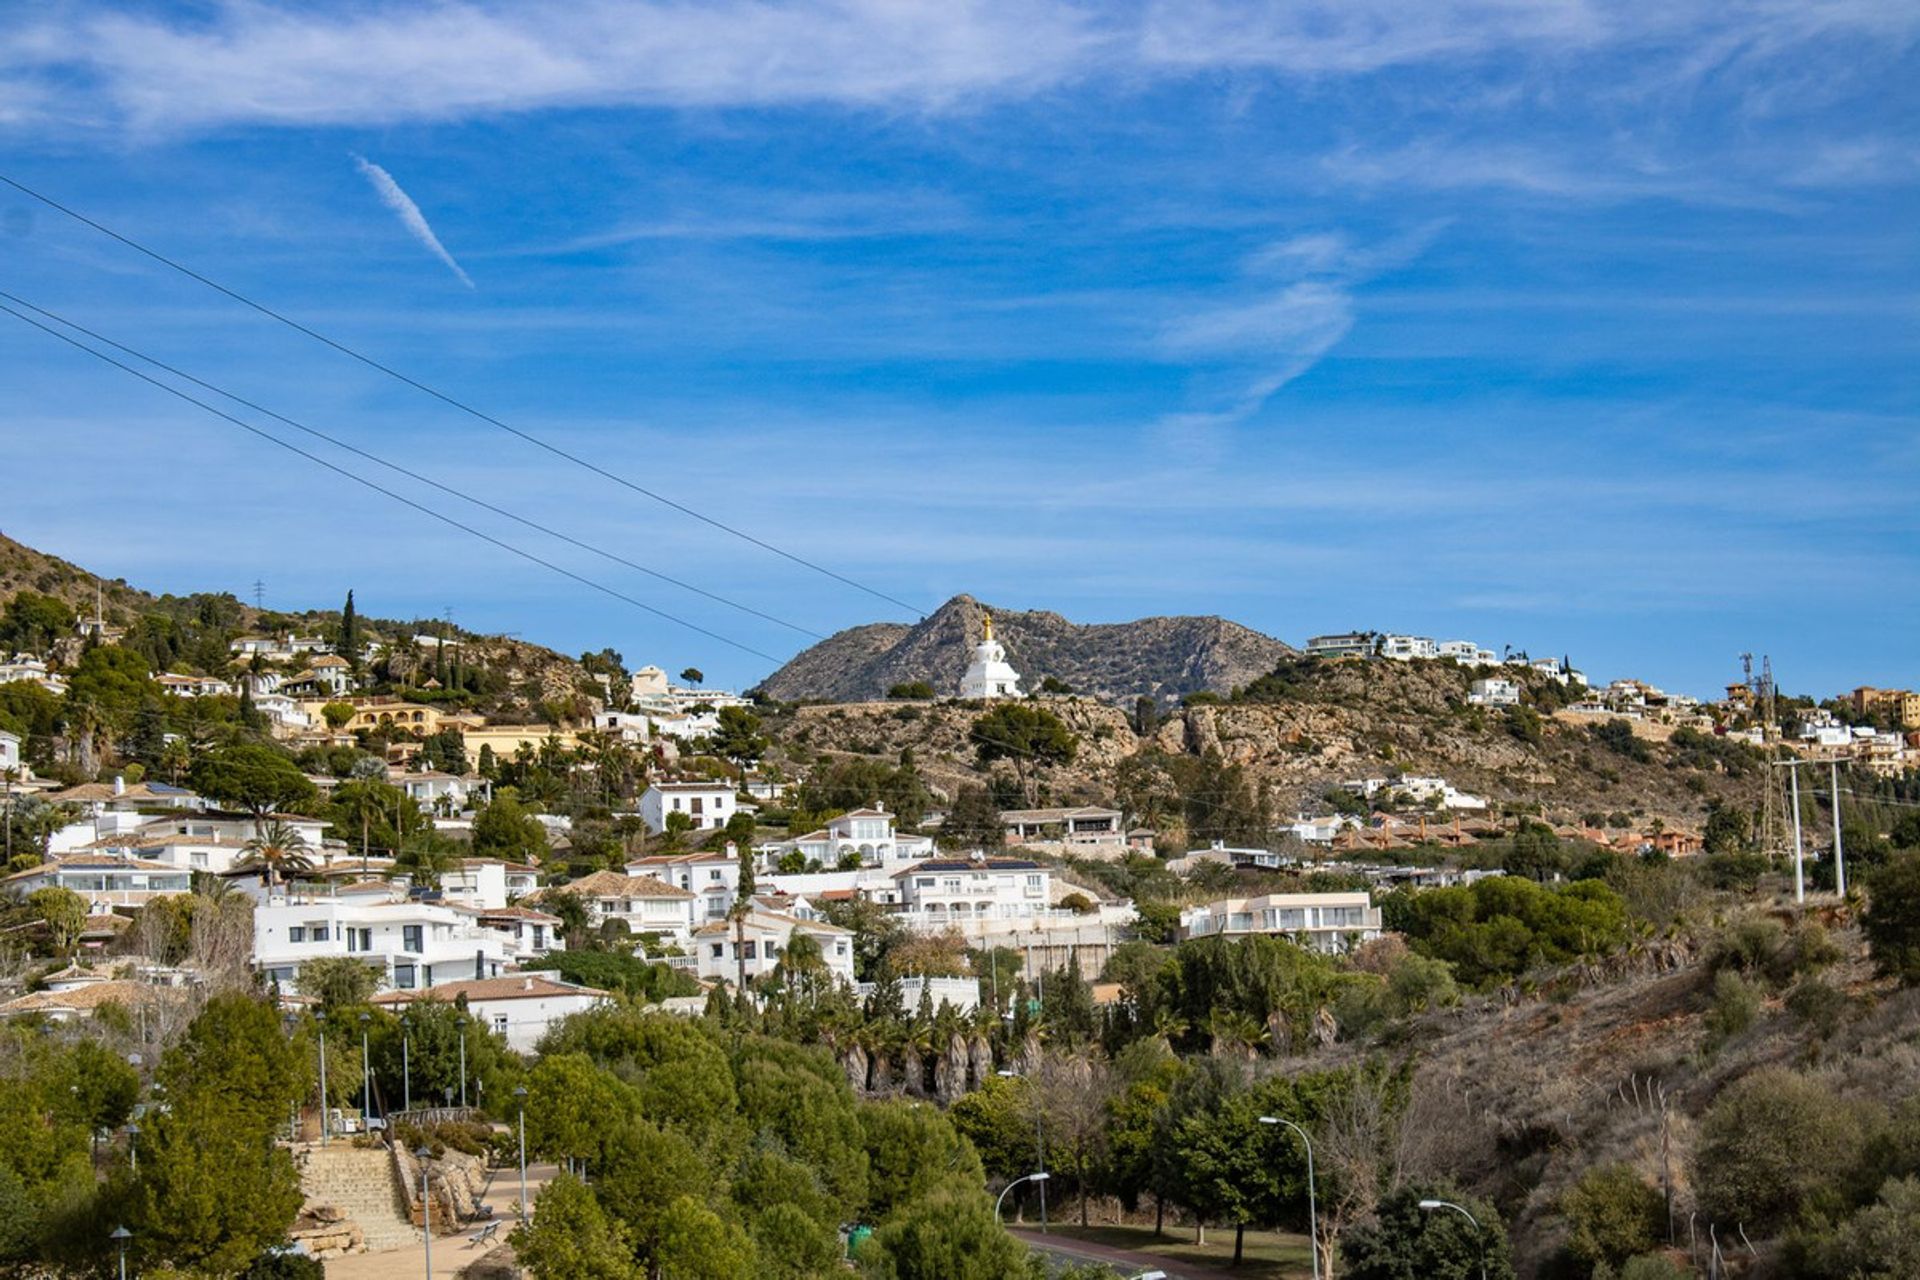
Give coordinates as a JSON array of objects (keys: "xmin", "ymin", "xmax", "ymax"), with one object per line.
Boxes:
[
  {"xmin": 253, "ymin": 896, "xmax": 519, "ymax": 991},
  {"xmin": 960, "ymin": 613, "xmax": 1023, "ymax": 700}
]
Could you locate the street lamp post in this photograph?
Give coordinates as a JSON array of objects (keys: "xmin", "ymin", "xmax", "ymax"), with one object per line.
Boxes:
[
  {"xmin": 456, "ymin": 1016, "xmax": 468, "ymax": 1108},
  {"xmin": 415, "ymin": 1147, "xmax": 435, "ymax": 1280},
  {"xmin": 315, "ymin": 1012, "xmax": 329, "ymax": 1145},
  {"xmin": 401, "ymin": 1015, "xmax": 411, "ymax": 1114},
  {"xmin": 996, "ymin": 1068, "xmax": 1046, "ymax": 1232},
  {"xmin": 359, "ymin": 1012, "xmax": 373, "ymax": 1126},
  {"xmin": 1260, "ymin": 1115, "xmax": 1320, "ymax": 1280},
  {"xmin": 126, "ymin": 1123, "xmax": 139, "ymax": 1176},
  {"xmin": 1419, "ymin": 1199, "xmax": 1488, "ymax": 1280},
  {"xmin": 994, "ymin": 1172, "xmax": 1050, "ymax": 1225},
  {"xmin": 514, "ymin": 1085, "xmax": 529, "ymax": 1225},
  {"xmin": 109, "ymin": 1226, "xmax": 131, "ymax": 1280}
]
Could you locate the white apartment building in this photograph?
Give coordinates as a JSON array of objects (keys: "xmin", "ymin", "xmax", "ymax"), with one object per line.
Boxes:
[
  {"xmin": 639, "ymin": 781, "xmax": 738, "ymax": 834},
  {"xmin": 1180, "ymin": 891, "xmax": 1384, "ymax": 954},
  {"xmin": 1379, "ymin": 634, "xmax": 1439, "ymax": 661},
  {"xmin": 374, "ymin": 975, "xmax": 606, "ymax": 1053},
  {"xmin": 625, "ymin": 850, "xmax": 741, "ymax": 923},
  {"xmin": 3, "ymin": 855, "xmax": 192, "ymax": 910},
  {"xmin": 253, "ymin": 897, "xmax": 517, "ymax": 991},
  {"xmin": 692, "ymin": 909, "xmax": 856, "ymax": 987},
  {"xmin": 1469, "ymin": 677, "xmax": 1522, "ymax": 706},
  {"xmin": 0, "ymin": 729, "xmax": 20, "ymax": 775}
]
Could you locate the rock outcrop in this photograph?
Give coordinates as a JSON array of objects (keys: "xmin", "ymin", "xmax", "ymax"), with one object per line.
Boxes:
[{"xmin": 753, "ymin": 594, "xmax": 1293, "ymax": 706}]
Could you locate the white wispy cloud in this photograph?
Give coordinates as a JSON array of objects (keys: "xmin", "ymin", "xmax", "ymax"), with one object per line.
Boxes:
[
  {"xmin": 352, "ymin": 155, "xmax": 474, "ymax": 289},
  {"xmin": 3, "ymin": 1, "xmax": 1912, "ymax": 134},
  {"xmin": 1151, "ymin": 224, "xmax": 1442, "ymax": 442}
]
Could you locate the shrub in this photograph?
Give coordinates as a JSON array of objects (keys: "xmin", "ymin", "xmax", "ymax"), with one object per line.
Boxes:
[
  {"xmin": 1693, "ymin": 1068, "xmax": 1878, "ymax": 1232},
  {"xmin": 1806, "ymin": 1176, "xmax": 1920, "ymax": 1278},
  {"xmin": 238, "ymin": 1252, "xmax": 325, "ymax": 1280},
  {"xmin": 1562, "ymin": 1163, "xmax": 1664, "ymax": 1268},
  {"xmin": 1864, "ymin": 853, "xmax": 1920, "ymax": 985},
  {"xmin": 1785, "ymin": 977, "xmax": 1848, "ymax": 1040},
  {"xmin": 1704, "ymin": 970, "xmax": 1763, "ymax": 1045}
]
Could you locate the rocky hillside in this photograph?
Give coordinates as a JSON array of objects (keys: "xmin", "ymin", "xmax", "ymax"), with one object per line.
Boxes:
[
  {"xmin": 759, "ymin": 658, "xmax": 1766, "ymax": 835},
  {"xmin": 753, "ymin": 594, "xmax": 1295, "ymax": 705},
  {"xmin": 0, "ymin": 531, "xmax": 162, "ymax": 621}
]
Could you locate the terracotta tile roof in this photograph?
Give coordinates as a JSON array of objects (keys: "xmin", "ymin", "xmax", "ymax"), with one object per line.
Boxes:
[
  {"xmin": 691, "ymin": 909, "xmax": 850, "ymax": 938},
  {"xmin": 370, "ymin": 975, "xmax": 608, "ymax": 1004},
  {"xmin": 0, "ymin": 980, "xmax": 174, "ymax": 1017},
  {"xmin": 531, "ymin": 870, "xmax": 694, "ymax": 901}
]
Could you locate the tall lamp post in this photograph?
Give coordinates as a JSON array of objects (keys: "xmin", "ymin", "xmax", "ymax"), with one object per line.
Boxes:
[
  {"xmin": 996, "ymin": 1068, "xmax": 1046, "ymax": 1232},
  {"xmin": 359, "ymin": 1012, "xmax": 374, "ymax": 1126},
  {"xmin": 109, "ymin": 1226, "xmax": 131, "ymax": 1280},
  {"xmin": 994, "ymin": 1172, "xmax": 1050, "ymax": 1225},
  {"xmin": 401, "ymin": 1013, "xmax": 412, "ymax": 1114},
  {"xmin": 513, "ymin": 1085, "xmax": 530, "ymax": 1224},
  {"xmin": 126, "ymin": 1123, "xmax": 139, "ymax": 1176},
  {"xmin": 1260, "ymin": 1115, "xmax": 1320, "ymax": 1280},
  {"xmin": 456, "ymin": 1015, "xmax": 468, "ymax": 1108},
  {"xmin": 1419, "ymin": 1199, "xmax": 1488, "ymax": 1280},
  {"xmin": 415, "ymin": 1147, "xmax": 435, "ymax": 1280},
  {"xmin": 315, "ymin": 1011, "xmax": 330, "ymax": 1145}
]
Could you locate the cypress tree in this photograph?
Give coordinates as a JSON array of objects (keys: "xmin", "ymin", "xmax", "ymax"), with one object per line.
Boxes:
[{"xmin": 339, "ymin": 591, "xmax": 359, "ymax": 670}]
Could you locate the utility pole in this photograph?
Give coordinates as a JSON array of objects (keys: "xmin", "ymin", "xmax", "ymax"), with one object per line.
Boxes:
[
  {"xmin": 1787, "ymin": 760, "xmax": 1805, "ymax": 904},
  {"xmin": 1830, "ymin": 759, "xmax": 1846, "ymax": 897},
  {"xmin": 252, "ymin": 579, "xmax": 266, "ymax": 610}
]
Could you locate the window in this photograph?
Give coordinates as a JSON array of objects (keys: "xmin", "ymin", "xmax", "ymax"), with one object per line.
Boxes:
[
  {"xmin": 709, "ymin": 869, "xmax": 724, "ymax": 881},
  {"xmin": 710, "ymin": 943, "xmax": 724, "ymax": 958},
  {"xmin": 345, "ymin": 927, "xmax": 372, "ymax": 953},
  {"xmin": 311, "ymin": 924, "xmax": 330, "ymax": 943},
  {"xmin": 691, "ymin": 797, "xmax": 704, "ymax": 815},
  {"xmin": 394, "ymin": 963, "xmax": 416, "ymax": 989},
  {"xmin": 672, "ymin": 797, "xmax": 682, "ymax": 811},
  {"xmin": 403, "ymin": 925, "xmax": 423, "ymax": 953},
  {"xmin": 492, "ymin": 1014, "xmax": 509, "ymax": 1035},
  {"xmin": 915, "ymin": 877, "xmax": 935, "ymax": 888},
  {"xmin": 742, "ymin": 941, "xmax": 757, "ymax": 960},
  {"xmin": 288, "ymin": 926, "xmax": 306, "ymax": 943}
]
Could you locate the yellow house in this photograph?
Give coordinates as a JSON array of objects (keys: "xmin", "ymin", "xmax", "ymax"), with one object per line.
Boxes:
[{"xmin": 463, "ymin": 725, "xmax": 583, "ymax": 758}]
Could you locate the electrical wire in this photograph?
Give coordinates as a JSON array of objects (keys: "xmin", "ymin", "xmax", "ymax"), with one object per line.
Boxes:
[
  {"xmin": 0, "ymin": 299, "xmax": 786, "ymax": 664},
  {"xmin": 0, "ymin": 288, "xmax": 826, "ymax": 643},
  {"xmin": 0, "ymin": 171, "xmax": 925, "ymax": 619}
]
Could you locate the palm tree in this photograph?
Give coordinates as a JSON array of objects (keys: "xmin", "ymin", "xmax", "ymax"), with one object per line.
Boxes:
[{"xmin": 238, "ymin": 819, "xmax": 314, "ymax": 889}]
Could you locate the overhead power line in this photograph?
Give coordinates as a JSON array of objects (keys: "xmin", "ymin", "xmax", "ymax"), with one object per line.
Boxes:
[
  {"xmin": 0, "ymin": 171, "xmax": 925, "ymax": 619},
  {"xmin": 0, "ymin": 300, "xmax": 785, "ymax": 664},
  {"xmin": 0, "ymin": 288, "xmax": 826, "ymax": 644}
]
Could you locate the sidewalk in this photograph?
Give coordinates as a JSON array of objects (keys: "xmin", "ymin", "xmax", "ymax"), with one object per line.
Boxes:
[{"xmin": 324, "ymin": 1162, "xmax": 557, "ymax": 1280}]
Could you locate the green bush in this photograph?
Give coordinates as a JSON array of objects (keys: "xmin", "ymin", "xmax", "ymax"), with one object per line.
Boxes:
[
  {"xmin": 238, "ymin": 1252, "xmax": 325, "ymax": 1280},
  {"xmin": 1562, "ymin": 1164, "xmax": 1665, "ymax": 1268},
  {"xmin": 1865, "ymin": 853, "xmax": 1920, "ymax": 985},
  {"xmin": 1693, "ymin": 1068, "xmax": 1878, "ymax": 1232},
  {"xmin": 1704, "ymin": 970, "xmax": 1763, "ymax": 1045}
]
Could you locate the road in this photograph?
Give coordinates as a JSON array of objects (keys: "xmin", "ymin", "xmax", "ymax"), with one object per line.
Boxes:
[{"xmin": 1012, "ymin": 1228, "xmax": 1251, "ymax": 1280}]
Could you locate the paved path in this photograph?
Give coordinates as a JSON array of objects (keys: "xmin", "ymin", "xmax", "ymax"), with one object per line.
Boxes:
[
  {"xmin": 1012, "ymin": 1228, "xmax": 1250, "ymax": 1280},
  {"xmin": 325, "ymin": 1162, "xmax": 557, "ymax": 1280}
]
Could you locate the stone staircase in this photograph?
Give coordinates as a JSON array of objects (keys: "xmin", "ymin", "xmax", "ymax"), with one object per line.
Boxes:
[{"xmin": 298, "ymin": 1144, "xmax": 421, "ymax": 1253}]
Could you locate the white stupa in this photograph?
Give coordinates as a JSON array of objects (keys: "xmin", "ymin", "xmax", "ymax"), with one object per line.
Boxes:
[{"xmin": 960, "ymin": 612, "xmax": 1023, "ymax": 700}]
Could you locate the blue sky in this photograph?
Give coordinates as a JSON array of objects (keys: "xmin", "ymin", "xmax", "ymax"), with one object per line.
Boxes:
[{"xmin": 1, "ymin": 1, "xmax": 1915, "ymax": 699}]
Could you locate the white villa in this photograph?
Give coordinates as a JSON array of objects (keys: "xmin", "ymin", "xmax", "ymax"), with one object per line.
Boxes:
[
  {"xmin": 0, "ymin": 729, "xmax": 20, "ymax": 776},
  {"xmin": 692, "ymin": 909, "xmax": 856, "ymax": 987},
  {"xmin": 1001, "ymin": 806, "xmax": 1125, "ymax": 850},
  {"xmin": 253, "ymin": 897, "xmax": 519, "ymax": 991},
  {"xmin": 155, "ymin": 673, "xmax": 235, "ymax": 698},
  {"xmin": 4, "ymin": 855, "xmax": 192, "ymax": 910},
  {"xmin": 388, "ymin": 768, "xmax": 491, "ymax": 813},
  {"xmin": 437, "ymin": 858, "xmax": 539, "ymax": 911},
  {"xmin": 960, "ymin": 613, "xmax": 1022, "ymax": 700},
  {"xmin": 891, "ymin": 855, "xmax": 1054, "ymax": 922},
  {"xmin": 625, "ymin": 849, "xmax": 744, "ymax": 923},
  {"xmin": 1469, "ymin": 677, "xmax": 1522, "ymax": 706},
  {"xmin": 0, "ymin": 654, "xmax": 67, "ymax": 695},
  {"xmin": 539, "ymin": 869, "xmax": 699, "ymax": 940},
  {"xmin": 764, "ymin": 807, "xmax": 935, "ymax": 870},
  {"xmin": 1180, "ymin": 891, "xmax": 1384, "ymax": 953},
  {"xmin": 230, "ymin": 634, "xmax": 333, "ymax": 662},
  {"xmin": 374, "ymin": 975, "xmax": 607, "ymax": 1053},
  {"xmin": 639, "ymin": 781, "xmax": 739, "ymax": 834}
]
